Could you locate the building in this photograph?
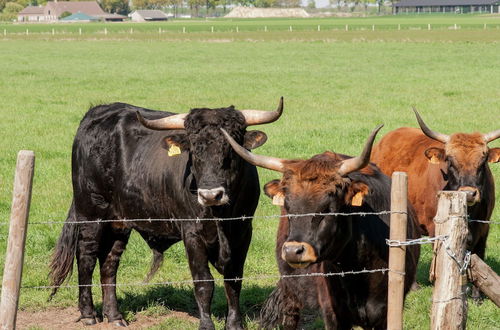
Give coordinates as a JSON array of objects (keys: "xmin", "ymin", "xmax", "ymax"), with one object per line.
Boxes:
[
  {"xmin": 129, "ymin": 10, "xmax": 168, "ymax": 22},
  {"xmin": 17, "ymin": 6, "xmax": 45, "ymax": 22},
  {"xmin": 394, "ymin": 0, "xmax": 500, "ymax": 14},
  {"xmin": 17, "ymin": 1, "xmax": 126, "ymax": 22},
  {"xmin": 60, "ymin": 12, "xmax": 99, "ymax": 22}
]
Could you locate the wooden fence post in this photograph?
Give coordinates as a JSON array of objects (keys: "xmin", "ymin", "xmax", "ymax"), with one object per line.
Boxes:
[
  {"xmin": 430, "ymin": 191, "xmax": 468, "ymax": 330},
  {"xmin": 0, "ymin": 150, "xmax": 35, "ymax": 329},
  {"xmin": 468, "ymin": 254, "xmax": 500, "ymax": 307},
  {"xmin": 387, "ymin": 172, "xmax": 408, "ymax": 330}
]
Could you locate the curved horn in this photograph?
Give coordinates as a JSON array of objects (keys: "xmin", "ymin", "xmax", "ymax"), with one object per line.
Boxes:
[
  {"xmin": 136, "ymin": 112, "xmax": 186, "ymax": 130},
  {"xmin": 483, "ymin": 129, "xmax": 500, "ymax": 143},
  {"xmin": 239, "ymin": 97, "xmax": 284, "ymax": 126},
  {"xmin": 220, "ymin": 128, "xmax": 285, "ymax": 172},
  {"xmin": 413, "ymin": 107, "xmax": 449, "ymax": 143},
  {"xmin": 338, "ymin": 125, "xmax": 384, "ymax": 177}
]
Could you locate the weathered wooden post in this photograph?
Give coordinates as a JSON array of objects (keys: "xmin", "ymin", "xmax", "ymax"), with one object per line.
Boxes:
[
  {"xmin": 468, "ymin": 254, "xmax": 500, "ymax": 307},
  {"xmin": 430, "ymin": 191, "xmax": 468, "ymax": 330},
  {"xmin": 0, "ymin": 150, "xmax": 35, "ymax": 330},
  {"xmin": 387, "ymin": 172, "xmax": 408, "ymax": 330}
]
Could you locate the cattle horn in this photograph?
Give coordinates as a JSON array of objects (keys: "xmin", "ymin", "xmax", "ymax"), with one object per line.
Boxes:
[
  {"xmin": 483, "ymin": 129, "xmax": 500, "ymax": 143},
  {"xmin": 413, "ymin": 107, "xmax": 449, "ymax": 144},
  {"xmin": 136, "ymin": 112, "xmax": 187, "ymax": 130},
  {"xmin": 338, "ymin": 125, "xmax": 384, "ymax": 177},
  {"xmin": 240, "ymin": 97, "xmax": 284, "ymax": 126},
  {"xmin": 220, "ymin": 128, "xmax": 285, "ymax": 172}
]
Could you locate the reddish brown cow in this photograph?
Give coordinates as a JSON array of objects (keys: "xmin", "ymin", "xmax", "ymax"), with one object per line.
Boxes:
[
  {"xmin": 371, "ymin": 110, "xmax": 499, "ymax": 264},
  {"xmin": 222, "ymin": 126, "xmax": 420, "ymax": 329}
]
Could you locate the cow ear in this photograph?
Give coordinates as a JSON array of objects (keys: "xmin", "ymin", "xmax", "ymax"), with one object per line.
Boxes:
[
  {"xmin": 345, "ymin": 181, "xmax": 370, "ymax": 207},
  {"xmin": 264, "ymin": 179, "xmax": 285, "ymax": 206},
  {"xmin": 488, "ymin": 148, "xmax": 500, "ymax": 163},
  {"xmin": 243, "ymin": 130, "xmax": 268, "ymax": 150},
  {"xmin": 424, "ymin": 147, "xmax": 446, "ymax": 164},
  {"xmin": 162, "ymin": 134, "xmax": 189, "ymax": 157}
]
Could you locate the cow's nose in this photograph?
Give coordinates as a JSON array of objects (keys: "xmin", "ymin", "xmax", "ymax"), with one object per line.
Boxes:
[
  {"xmin": 281, "ymin": 241, "xmax": 317, "ymax": 269},
  {"xmin": 458, "ymin": 186, "xmax": 480, "ymax": 206},
  {"xmin": 197, "ymin": 187, "xmax": 227, "ymax": 206},
  {"xmin": 284, "ymin": 243, "xmax": 305, "ymax": 256}
]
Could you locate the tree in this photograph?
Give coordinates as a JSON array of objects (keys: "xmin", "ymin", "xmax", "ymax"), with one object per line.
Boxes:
[
  {"xmin": 101, "ymin": 0, "xmax": 129, "ymax": 14},
  {"xmin": 1, "ymin": 1, "xmax": 23, "ymax": 21},
  {"xmin": 0, "ymin": 0, "xmax": 7, "ymax": 12},
  {"xmin": 59, "ymin": 10, "xmax": 72, "ymax": 18}
]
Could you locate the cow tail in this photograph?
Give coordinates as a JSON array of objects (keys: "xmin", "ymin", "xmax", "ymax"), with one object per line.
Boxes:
[
  {"xmin": 144, "ymin": 249, "xmax": 164, "ymax": 283},
  {"xmin": 48, "ymin": 201, "xmax": 79, "ymax": 300},
  {"xmin": 259, "ymin": 285, "xmax": 285, "ymax": 329}
]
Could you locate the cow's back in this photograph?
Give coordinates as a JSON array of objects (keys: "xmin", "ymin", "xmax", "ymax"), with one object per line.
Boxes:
[
  {"xmin": 372, "ymin": 127, "xmax": 446, "ymax": 235},
  {"xmin": 71, "ymin": 103, "xmax": 188, "ymax": 221}
]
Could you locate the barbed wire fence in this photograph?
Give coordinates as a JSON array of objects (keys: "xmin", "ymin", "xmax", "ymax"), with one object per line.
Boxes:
[{"xmin": 0, "ymin": 152, "xmax": 498, "ymax": 329}]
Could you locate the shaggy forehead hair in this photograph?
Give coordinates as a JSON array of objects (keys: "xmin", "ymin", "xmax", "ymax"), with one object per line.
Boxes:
[
  {"xmin": 446, "ymin": 132, "xmax": 488, "ymax": 172},
  {"xmin": 184, "ymin": 106, "xmax": 247, "ymax": 145},
  {"xmin": 281, "ymin": 152, "xmax": 349, "ymax": 196}
]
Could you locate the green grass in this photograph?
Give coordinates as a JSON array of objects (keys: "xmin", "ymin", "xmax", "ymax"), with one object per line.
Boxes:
[{"xmin": 0, "ymin": 18, "xmax": 499, "ymax": 329}]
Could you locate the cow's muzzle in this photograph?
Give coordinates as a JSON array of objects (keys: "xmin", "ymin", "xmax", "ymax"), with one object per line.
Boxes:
[
  {"xmin": 458, "ymin": 186, "xmax": 480, "ymax": 206},
  {"xmin": 197, "ymin": 187, "xmax": 228, "ymax": 206},
  {"xmin": 281, "ymin": 241, "xmax": 318, "ymax": 269}
]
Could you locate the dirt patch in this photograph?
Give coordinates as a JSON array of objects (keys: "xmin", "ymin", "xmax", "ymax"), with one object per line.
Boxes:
[{"xmin": 16, "ymin": 307, "xmax": 199, "ymax": 329}]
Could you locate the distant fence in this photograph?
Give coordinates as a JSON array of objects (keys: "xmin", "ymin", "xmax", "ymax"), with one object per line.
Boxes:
[
  {"xmin": 2, "ymin": 23, "xmax": 500, "ymax": 37},
  {"xmin": 0, "ymin": 151, "xmax": 498, "ymax": 329}
]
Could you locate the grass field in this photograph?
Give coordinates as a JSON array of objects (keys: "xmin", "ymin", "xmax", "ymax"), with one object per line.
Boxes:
[{"xmin": 0, "ymin": 15, "xmax": 499, "ymax": 329}]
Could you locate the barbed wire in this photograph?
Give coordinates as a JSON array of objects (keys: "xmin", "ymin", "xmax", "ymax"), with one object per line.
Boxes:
[
  {"xmin": 0, "ymin": 210, "xmax": 404, "ymax": 226},
  {"xmin": 386, "ymin": 235, "xmax": 448, "ymax": 247},
  {"xmin": 467, "ymin": 219, "xmax": 500, "ymax": 224},
  {"xmin": 19, "ymin": 268, "xmax": 393, "ymax": 291}
]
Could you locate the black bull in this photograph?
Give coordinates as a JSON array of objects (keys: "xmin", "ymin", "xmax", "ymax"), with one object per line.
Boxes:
[{"xmin": 49, "ymin": 99, "xmax": 283, "ymax": 329}]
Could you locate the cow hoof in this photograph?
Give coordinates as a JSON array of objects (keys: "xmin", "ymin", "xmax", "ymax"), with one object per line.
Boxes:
[
  {"xmin": 80, "ymin": 317, "xmax": 98, "ymax": 326},
  {"xmin": 410, "ymin": 281, "xmax": 421, "ymax": 291},
  {"xmin": 199, "ymin": 319, "xmax": 215, "ymax": 330},
  {"xmin": 111, "ymin": 319, "xmax": 128, "ymax": 327}
]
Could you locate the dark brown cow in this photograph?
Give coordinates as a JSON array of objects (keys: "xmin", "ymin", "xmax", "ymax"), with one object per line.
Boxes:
[
  {"xmin": 222, "ymin": 127, "xmax": 420, "ymax": 329},
  {"xmin": 371, "ymin": 110, "xmax": 499, "ymax": 263}
]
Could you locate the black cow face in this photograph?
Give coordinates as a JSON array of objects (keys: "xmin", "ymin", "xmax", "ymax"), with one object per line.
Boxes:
[
  {"xmin": 263, "ymin": 154, "xmax": 372, "ymax": 269},
  {"xmin": 165, "ymin": 108, "xmax": 267, "ymax": 207}
]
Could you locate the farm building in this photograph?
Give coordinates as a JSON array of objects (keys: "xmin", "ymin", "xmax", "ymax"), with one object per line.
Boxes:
[
  {"xmin": 129, "ymin": 10, "xmax": 168, "ymax": 22},
  {"xmin": 17, "ymin": 1, "xmax": 126, "ymax": 22},
  {"xmin": 60, "ymin": 12, "xmax": 99, "ymax": 22},
  {"xmin": 393, "ymin": 0, "xmax": 500, "ymax": 13}
]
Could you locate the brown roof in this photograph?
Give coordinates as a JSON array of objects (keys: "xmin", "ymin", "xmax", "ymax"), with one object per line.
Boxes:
[
  {"xmin": 44, "ymin": 1, "xmax": 106, "ymax": 17},
  {"xmin": 19, "ymin": 6, "xmax": 45, "ymax": 15}
]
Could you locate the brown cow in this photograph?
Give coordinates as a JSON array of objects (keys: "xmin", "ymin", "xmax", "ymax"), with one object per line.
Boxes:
[
  {"xmin": 371, "ymin": 110, "xmax": 499, "ymax": 297},
  {"xmin": 222, "ymin": 126, "xmax": 420, "ymax": 329}
]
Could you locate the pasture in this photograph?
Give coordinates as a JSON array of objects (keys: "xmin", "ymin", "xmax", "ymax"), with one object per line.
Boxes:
[{"xmin": 0, "ymin": 15, "xmax": 499, "ymax": 329}]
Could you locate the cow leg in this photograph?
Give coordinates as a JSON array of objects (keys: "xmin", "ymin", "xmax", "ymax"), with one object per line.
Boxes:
[
  {"xmin": 76, "ymin": 221, "xmax": 103, "ymax": 325},
  {"xmin": 184, "ymin": 234, "xmax": 215, "ymax": 330},
  {"xmin": 316, "ymin": 278, "xmax": 338, "ymax": 330},
  {"xmin": 221, "ymin": 231, "xmax": 251, "ymax": 330},
  {"xmin": 98, "ymin": 226, "xmax": 131, "ymax": 326}
]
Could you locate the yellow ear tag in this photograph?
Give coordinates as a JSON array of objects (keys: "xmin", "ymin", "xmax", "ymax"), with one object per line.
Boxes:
[
  {"xmin": 429, "ymin": 155, "xmax": 440, "ymax": 164},
  {"xmin": 351, "ymin": 192, "xmax": 364, "ymax": 207},
  {"xmin": 272, "ymin": 192, "xmax": 285, "ymax": 206},
  {"xmin": 168, "ymin": 145, "xmax": 181, "ymax": 157}
]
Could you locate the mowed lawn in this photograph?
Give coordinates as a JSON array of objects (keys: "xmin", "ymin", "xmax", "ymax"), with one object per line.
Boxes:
[{"xmin": 0, "ymin": 22, "xmax": 499, "ymax": 329}]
